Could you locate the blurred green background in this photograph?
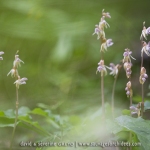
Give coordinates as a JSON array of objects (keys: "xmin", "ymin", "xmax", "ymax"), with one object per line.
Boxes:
[
  {"xmin": 1, "ymin": 0, "xmax": 150, "ymax": 116},
  {"xmin": 1, "ymin": 0, "xmax": 150, "ymax": 113},
  {"xmin": 0, "ymin": 0, "xmax": 150, "ymax": 148}
]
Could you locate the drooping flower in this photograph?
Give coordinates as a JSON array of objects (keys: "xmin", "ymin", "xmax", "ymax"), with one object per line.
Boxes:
[
  {"xmin": 141, "ymin": 41, "xmax": 150, "ymax": 56},
  {"xmin": 13, "ymin": 55, "xmax": 24, "ymax": 68},
  {"xmin": 14, "ymin": 76, "xmax": 28, "ymax": 89},
  {"xmin": 123, "ymin": 48, "xmax": 136, "ymax": 63},
  {"xmin": 96, "ymin": 60, "xmax": 107, "ymax": 76},
  {"xmin": 140, "ymin": 22, "xmax": 150, "ymax": 40},
  {"xmin": 102, "ymin": 9, "xmax": 111, "ymax": 18},
  {"xmin": 93, "ymin": 25, "xmax": 105, "ymax": 39},
  {"xmin": 139, "ymin": 67, "xmax": 148, "ymax": 84},
  {"xmin": 7, "ymin": 68, "xmax": 18, "ymax": 78},
  {"xmin": 101, "ymin": 38, "xmax": 113, "ymax": 52},
  {"xmin": 125, "ymin": 81, "xmax": 132, "ymax": 98},
  {"xmin": 123, "ymin": 62, "xmax": 132, "ymax": 78},
  {"xmin": 130, "ymin": 105, "xmax": 140, "ymax": 117},
  {"xmin": 0, "ymin": 51, "xmax": 4, "ymax": 60},
  {"xmin": 99, "ymin": 16, "xmax": 110, "ymax": 30},
  {"xmin": 106, "ymin": 63, "xmax": 119, "ymax": 78}
]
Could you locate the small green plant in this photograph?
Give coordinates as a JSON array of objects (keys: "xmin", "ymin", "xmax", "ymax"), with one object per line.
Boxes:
[{"xmin": 7, "ymin": 52, "xmax": 28, "ymax": 150}]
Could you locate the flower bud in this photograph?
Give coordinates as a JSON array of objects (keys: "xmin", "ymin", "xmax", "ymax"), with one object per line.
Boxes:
[{"xmin": 139, "ymin": 67, "xmax": 148, "ymax": 84}]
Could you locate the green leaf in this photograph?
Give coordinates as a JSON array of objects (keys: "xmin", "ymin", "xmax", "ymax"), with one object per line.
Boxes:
[
  {"xmin": 4, "ymin": 109, "xmax": 15, "ymax": 118},
  {"xmin": 116, "ymin": 115, "xmax": 150, "ymax": 150},
  {"xmin": 31, "ymin": 108, "xmax": 48, "ymax": 117},
  {"xmin": 0, "ymin": 111, "xmax": 5, "ymax": 117},
  {"xmin": 0, "ymin": 116, "xmax": 19, "ymax": 127},
  {"xmin": 144, "ymin": 101, "xmax": 150, "ymax": 111},
  {"xmin": 18, "ymin": 115, "xmax": 49, "ymax": 136},
  {"xmin": 46, "ymin": 118, "xmax": 60, "ymax": 129},
  {"xmin": 18, "ymin": 106, "xmax": 31, "ymax": 116}
]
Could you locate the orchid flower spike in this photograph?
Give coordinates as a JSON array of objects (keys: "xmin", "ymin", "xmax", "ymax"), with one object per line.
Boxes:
[
  {"xmin": 96, "ymin": 60, "xmax": 107, "ymax": 76},
  {"xmin": 100, "ymin": 38, "xmax": 113, "ymax": 52},
  {"xmin": 141, "ymin": 41, "xmax": 150, "ymax": 56},
  {"xmin": 123, "ymin": 48, "xmax": 136, "ymax": 63},
  {"xmin": 14, "ymin": 76, "xmax": 28, "ymax": 89}
]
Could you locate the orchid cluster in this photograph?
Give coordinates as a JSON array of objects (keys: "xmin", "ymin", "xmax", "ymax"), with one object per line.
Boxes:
[
  {"xmin": 122, "ymin": 48, "xmax": 135, "ymax": 98},
  {"xmin": 93, "ymin": 9, "xmax": 114, "ymax": 117},
  {"xmin": 93, "ymin": 10, "xmax": 119, "ymax": 118},
  {"xmin": 93, "ymin": 9, "xmax": 113, "ymax": 52},
  {"xmin": 93, "ymin": 10, "xmax": 114, "ymax": 76},
  {"xmin": 7, "ymin": 54, "xmax": 27, "ymax": 89},
  {"xmin": 122, "ymin": 48, "xmax": 136, "ymax": 106},
  {"xmin": 139, "ymin": 22, "xmax": 150, "ymax": 117}
]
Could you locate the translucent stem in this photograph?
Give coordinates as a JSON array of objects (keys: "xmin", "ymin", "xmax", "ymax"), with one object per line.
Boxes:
[
  {"xmin": 101, "ymin": 73, "xmax": 105, "ymax": 118},
  {"xmin": 100, "ymin": 48, "xmax": 105, "ymax": 119},
  {"xmin": 140, "ymin": 37, "xmax": 144, "ymax": 117},
  {"xmin": 141, "ymin": 50, "xmax": 144, "ymax": 117},
  {"xmin": 112, "ymin": 76, "xmax": 117, "ymax": 119},
  {"xmin": 10, "ymin": 87, "xmax": 19, "ymax": 150}
]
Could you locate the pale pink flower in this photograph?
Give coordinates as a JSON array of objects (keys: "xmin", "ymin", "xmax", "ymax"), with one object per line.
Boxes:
[
  {"xmin": 101, "ymin": 39, "xmax": 113, "ymax": 52},
  {"xmin": 14, "ymin": 77, "xmax": 28, "ymax": 89},
  {"xmin": 141, "ymin": 41, "xmax": 150, "ymax": 56},
  {"xmin": 13, "ymin": 55, "xmax": 24, "ymax": 68},
  {"xmin": 123, "ymin": 48, "xmax": 135, "ymax": 63},
  {"xmin": 96, "ymin": 60, "xmax": 107, "ymax": 76},
  {"xmin": 106, "ymin": 63, "xmax": 119, "ymax": 78},
  {"xmin": 7, "ymin": 69, "xmax": 18, "ymax": 78}
]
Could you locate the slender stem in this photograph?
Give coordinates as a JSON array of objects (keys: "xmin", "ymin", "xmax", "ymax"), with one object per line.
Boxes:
[
  {"xmin": 140, "ymin": 35, "xmax": 144, "ymax": 117},
  {"xmin": 130, "ymin": 97, "xmax": 132, "ymax": 107},
  {"xmin": 100, "ymin": 44, "xmax": 105, "ymax": 119},
  {"xmin": 101, "ymin": 73, "xmax": 105, "ymax": 118},
  {"xmin": 112, "ymin": 76, "xmax": 117, "ymax": 119},
  {"xmin": 141, "ymin": 84, "xmax": 144, "ymax": 117},
  {"xmin": 141, "ymin": 44, "xmax": 144, "ymax": 117},
  {"xmin": 129, "ymin": 77, "xmax": 132, "ymax": 107},
  {"xmin": 10, "ymin": 87, "xmax": 19, "ymax": 150},
  {"xmin": 141, "ymin": 52, "xmax": 143, "ymax": 68}
]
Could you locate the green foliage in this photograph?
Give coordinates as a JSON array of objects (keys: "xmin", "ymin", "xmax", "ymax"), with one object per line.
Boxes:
[{"xmin": 115, "ymin": 115, "xmax": 150, "ymax": 150}]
